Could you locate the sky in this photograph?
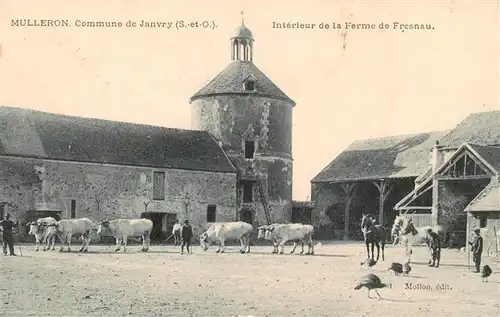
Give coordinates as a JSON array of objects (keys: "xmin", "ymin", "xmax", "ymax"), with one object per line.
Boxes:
[{"xmin": 1, "ymin": 0, "xmax": 499, "ymax": 200}]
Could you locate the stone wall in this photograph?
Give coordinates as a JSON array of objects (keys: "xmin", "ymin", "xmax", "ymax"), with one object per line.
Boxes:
[
  {"xmin": 0, "ymin": 156, "xmax": 237, "ymax": 239},
  {"xmin": 191, "ymin": 95, "xmax": 293, "ymax": 156},
  {"xmin": 467, "ymin": 212, "xmax": 500, "ymax": 256},
  {"xmin": 0, "ymin": 157, "xmax": 40, "ymax": 218}
]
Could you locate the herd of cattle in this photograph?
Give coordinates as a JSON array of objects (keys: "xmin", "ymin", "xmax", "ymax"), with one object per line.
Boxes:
[
  {"xmin": 26, "ymin": 217, "xmax": 317, "ymax": 255},
  {"xmin": 25, "ymin": 214, "xmax": 467, "ymax": 270}
]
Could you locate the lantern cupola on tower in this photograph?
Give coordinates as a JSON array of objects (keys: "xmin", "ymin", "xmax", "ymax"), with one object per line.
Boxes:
[{"xmin": 231, "ymin": 17, "xmax": 254, "ymax": 62}]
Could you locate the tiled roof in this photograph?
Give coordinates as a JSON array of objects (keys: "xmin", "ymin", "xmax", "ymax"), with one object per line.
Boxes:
[
  {"xmin": 464, "ymin": 180, "xmax": 500, "ymax": 212},
  {"xmin": 469, "ymin": 144, "xmax": 500, "ymax": 173},
  {"xmin": 0, "ymin": 107, "xmax": 236, "ymax": 173},
  {"xmin": 189, "ymin": 61, "xmax": 295, "ymax": 104},
  {"xmin": 311, "ymin": 131, "xmax": 449, "ymax": 183},
  {"xmin": 438, "ymin": 110, "xmax": 500, "ymax": 149}
]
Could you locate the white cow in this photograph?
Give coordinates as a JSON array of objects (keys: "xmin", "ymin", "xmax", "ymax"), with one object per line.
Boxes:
[
  {"xmin": 257, "ymin": 224, "xmax": 281, "ymax": 253},
  {"xmin": 96, "ymin": 218, "xmax": 153, "ymax": 252},
  {"xmin": 200, "ymin": 221, "xmax": 253, "ymax": 253},
  {"xmin": 264, "ymin": 223, "xmax": 315, "ymax": 255},
  {"xmin": 27, "ymin": 217, "xmax": 58, "ymax": 251},
  {"xmin": 55, "ymin": 218, "xmax": 95, "ymax": 252}
]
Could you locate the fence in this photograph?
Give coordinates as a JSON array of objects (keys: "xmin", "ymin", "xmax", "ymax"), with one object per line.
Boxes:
[{"xmin": 404, "ymin": 214, "xmax": 433, "ymax": 228}]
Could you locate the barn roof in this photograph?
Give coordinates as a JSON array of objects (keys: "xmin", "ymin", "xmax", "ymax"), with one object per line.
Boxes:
[
  {"xmin": 189, "ymin": 61, "xmax": 295, "ymax": 105},
  {"xmin": 0, "ymin": 107, "xmax": 236, "ymax": 173},
  {"xmin": 438, "ymin": 110, "xmax": 500, "ymax": 149},
  {"xmin": 464, "ymin": 180, "xmax": 500, "ymax": 212},
  {"xmin": 469, "ymin": 144, "xmax": 500, "ymax": 173},
  {"xmin": 311, "ymin": 131, "xmax": 449, "ymax": 183}
]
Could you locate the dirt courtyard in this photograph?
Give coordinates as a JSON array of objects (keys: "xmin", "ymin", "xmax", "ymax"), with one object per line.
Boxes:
[{"xmin": 1, "ymin": 241, "xmax": 498, "ymax": 317}]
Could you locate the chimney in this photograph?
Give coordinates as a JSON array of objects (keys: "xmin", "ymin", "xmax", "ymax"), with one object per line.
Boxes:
[{"xmin": 431, "ymin": 140, "xmax": 444, "ymax": 173}]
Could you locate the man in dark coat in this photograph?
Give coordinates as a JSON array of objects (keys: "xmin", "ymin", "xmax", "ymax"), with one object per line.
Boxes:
[
  {"xmin": 426, "ymin": 228, "xmax": 441, "ymax": 267},
  {"xmin": 469, "ymin": 228, "xmax": 483, "ymax": 273},
  {"xmin": 181, "ymin": 220, "xmax": 193, "ymax": 255},
  {"xmin": 0, "ymin": 213, "xmax": 18, "ymax": 256}
]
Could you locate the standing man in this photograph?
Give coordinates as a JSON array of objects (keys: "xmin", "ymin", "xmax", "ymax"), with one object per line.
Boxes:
[
  {"xmin": 181, "ymin": 220, "xmax": 193, "ymax": 255},
  {"xmin": 0, "ymin": 213, "xmax": 18, "ymax": 256},
  {"xmin": 426, "ymin": 228, "xmax": 441, "ymax": 267},
  {"xmin": 469, "ymin": 227, "xmax": 483, "ymax": 273}
]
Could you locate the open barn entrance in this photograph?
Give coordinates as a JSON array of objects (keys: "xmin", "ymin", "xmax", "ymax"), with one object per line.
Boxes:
[
  {"xmin": 326, "ymin": 178, "xmax": 416, "ymax": 240},
  {"xmin": 141, "ymin": 212, "xmax": 165, "ymax": 242}
]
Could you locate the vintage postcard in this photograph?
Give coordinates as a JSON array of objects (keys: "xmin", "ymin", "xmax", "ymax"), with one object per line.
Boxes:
[{"xmin": 0, "ymin": 0, "xmax": 499, "ymax": 316}]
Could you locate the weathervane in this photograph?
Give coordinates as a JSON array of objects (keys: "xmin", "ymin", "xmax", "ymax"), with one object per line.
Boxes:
[{"xmin": 241, "ymin": 10, "xmax": 244, "ymax": 25}]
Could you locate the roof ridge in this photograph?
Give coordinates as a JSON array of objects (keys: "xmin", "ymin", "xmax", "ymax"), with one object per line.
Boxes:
[
  {"xmin": 352, "ymin": 130, "xmax": 450, "ymax": 144},
  {"xmin": 468, "ymin": 143, "xmax": 500, "ymax": 149},
  {"xmin": 0, "ymin": 106, "xmax": 203, "ymax": 134}
]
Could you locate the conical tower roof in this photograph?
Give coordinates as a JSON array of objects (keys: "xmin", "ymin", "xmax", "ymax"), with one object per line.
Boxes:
[{"xmin": 190, "ymin": 61, "xmax": 295, "ymax": 104}]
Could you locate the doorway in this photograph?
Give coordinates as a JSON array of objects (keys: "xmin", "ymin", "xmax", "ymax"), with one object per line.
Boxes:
[{"xmin": 141, "ymin": 212, "xmax": 165, "ymax": 242}]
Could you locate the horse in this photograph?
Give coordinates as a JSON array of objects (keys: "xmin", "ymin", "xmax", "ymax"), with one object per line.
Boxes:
[
  {"xmin": 360, "ymin": 214, "xmax": 386, "ymax": 262},
  {"xmin": 392, "ymin": 215, "xmax": 445, "ymax": 263}
]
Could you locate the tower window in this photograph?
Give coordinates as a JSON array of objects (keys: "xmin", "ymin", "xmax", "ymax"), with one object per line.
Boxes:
[
  {"xmin": 207, "ymin": 205, "xmax": 216, "ymax": 222},
  {"xmin": 242, "ymin": 181, "xmax": 253, "ymax": 203},
  {"xmin": 70, "ymin": 199, "xmax": 77, "ymax": 218},
  {"xmin": 244, "ymin": 140, "xmax": 255, "ymax": 159},
  {"xmin": 244, "ymin": 80, "xmax": 255, "ymax": 91}
]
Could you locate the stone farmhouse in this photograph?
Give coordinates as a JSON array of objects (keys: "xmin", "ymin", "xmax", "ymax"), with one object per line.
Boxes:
[
  {"xmin": 0, "ymin": 21, "xmax": 305, "ymax": 240},
  {"xmin": 311, "ymin": 110, "xmax": 500, "ymax": 252}
]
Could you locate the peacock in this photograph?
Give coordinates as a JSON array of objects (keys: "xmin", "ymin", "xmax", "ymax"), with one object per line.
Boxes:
[
  {"xmin": 481, "ymin": 265, "xmax": 492, "ymax": 282},
  {"xmin": 354, "ymin": 273, "xmax": 391, "ymax": 300},
  {"xmin": 387, "ymin": 262, "xmax": 403, "ymax": 275},
  {"xmin": 403, "ymin": 262, "xmax": 411, "ymax": 277}
]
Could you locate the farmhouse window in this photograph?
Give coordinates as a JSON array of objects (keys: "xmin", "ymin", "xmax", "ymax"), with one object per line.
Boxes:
[
  {"xmin": 153, "ymin": 171, "xmax": 166, "ymax": 200},
  {"xmin": 70, "ymin": 199, "xmax": 77, "ymax": 218},
  {"xmin": 244, "ymin": 140, "xmax": 255, "ymax": 159},
  {"xmin": 242, "ymin": 181, "xmax": 253, "ymax": 203},
  {"xmin": 207, "ymin": 205, "xmax": 216, "ymax": 222}
]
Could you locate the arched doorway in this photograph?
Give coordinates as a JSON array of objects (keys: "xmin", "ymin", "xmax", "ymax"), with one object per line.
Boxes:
[{"xmin": 240, "ymin": 208, "xmax": 253, "ymax": 224}]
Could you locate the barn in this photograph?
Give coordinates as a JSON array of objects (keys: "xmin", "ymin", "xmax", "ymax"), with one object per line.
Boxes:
[
  {"xmin": 0, "ymin": 107, "xmax": 237, "ymax": 241},
  {"xmin": 310, "ymin": 130, "xmax": 447, "ymax": 240},
  {"xmin": 311, "ymin": 109, "xmax": 500, "ymax": 246}
]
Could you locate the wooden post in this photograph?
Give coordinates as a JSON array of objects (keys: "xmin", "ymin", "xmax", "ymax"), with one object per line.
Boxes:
[
  {"xmin": 372, "ymin": 179, "xmax": 394, "ymax": 226},
  {"xmin": 340, "ymin": 183, "xmax": 357, "ymax": 240}
]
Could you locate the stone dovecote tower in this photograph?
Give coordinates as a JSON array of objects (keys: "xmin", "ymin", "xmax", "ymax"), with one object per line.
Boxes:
[{"xmin": 189, "ymin": 20, "xmax": 296, "ymax": 226}]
